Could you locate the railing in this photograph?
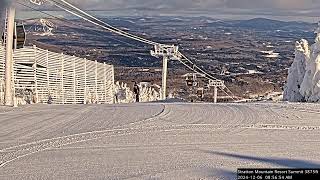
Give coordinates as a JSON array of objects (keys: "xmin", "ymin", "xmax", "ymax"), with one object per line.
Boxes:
[{"xmin": 0, "ymin": 45, "xmax": 114, "ymax": 105}]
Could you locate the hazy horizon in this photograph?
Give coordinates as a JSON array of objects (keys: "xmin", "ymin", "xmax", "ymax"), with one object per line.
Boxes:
[
  {"xmin": 15, "ymin": 10, "xmax": 319, "ymax": 23},
  {"xmin": 2, "ymin": 0, "xmax": 315, "ymax": 23}
]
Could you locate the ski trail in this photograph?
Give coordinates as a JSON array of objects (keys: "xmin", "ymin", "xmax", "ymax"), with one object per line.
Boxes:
[
  {"xmin": 0, "ymin": 124, "xmax": 229, "ymax": 168},
  {"xmin": 1, "ymin": 102, "xmax": 319, "ymax": 177}
]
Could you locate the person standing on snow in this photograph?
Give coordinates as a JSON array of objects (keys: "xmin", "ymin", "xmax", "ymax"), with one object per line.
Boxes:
[{"xmin": 133, "ymin": 82, "xmax": 140, "ymax": 102}]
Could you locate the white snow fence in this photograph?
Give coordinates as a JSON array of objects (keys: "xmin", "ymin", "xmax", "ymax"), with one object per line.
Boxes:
[{"xmin": 0, "ymin": 45, "xmax": 114, "ymax": 105}]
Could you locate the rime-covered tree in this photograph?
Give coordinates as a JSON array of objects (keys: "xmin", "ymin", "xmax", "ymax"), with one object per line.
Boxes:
[
  {"xmin": 283, "ymin": 39, "xmax": 309, "ymax": 102},
  {"xmin": 300, "ymin": 23, "xmax": 320, "ymax": 102}
]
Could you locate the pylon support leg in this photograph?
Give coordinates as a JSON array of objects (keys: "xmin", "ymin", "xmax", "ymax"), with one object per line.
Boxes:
[
  {"xmin": 161, "ymin": 56, "xmax": 168, "ymax": 100},
  {"xmin": 214, "ymin": 86, "xmax": 218, "ymax": 104},
  {"xmin": 4, "ymin": 7, "xmax": 15, "ymax": 106}
]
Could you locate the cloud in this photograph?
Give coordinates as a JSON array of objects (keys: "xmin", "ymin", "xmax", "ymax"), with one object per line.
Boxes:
[
  {"xmin": 62, "ymin": 0, "xmax": 320, "ymax": 10},
  {"xmin": 13, "ymin": 0, "xmax": 320, "ymax": 21},
  {"xmin": 0, "ymin": 0, "xmax": 12, "ymax": 14},
  {"xmin": 61, "ymin": 0, "xmax": 320, "ymax": 18}
]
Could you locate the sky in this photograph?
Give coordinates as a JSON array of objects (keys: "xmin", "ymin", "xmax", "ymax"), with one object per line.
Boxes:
[
  {"xmin": 65, "ymin": 0, "xmax": 320, "ymax": 15},
  {"xmin": 0, "ymin": 0, "xmax": 12, "ymax": 13},
  {"xmin": 7, "ymin": 0, "xmax": 320, "ymax": 22}
]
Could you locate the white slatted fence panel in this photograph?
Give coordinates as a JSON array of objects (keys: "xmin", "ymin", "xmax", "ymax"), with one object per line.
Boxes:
[
  {"xmin": 0, "ymin": 46, "xmax": 114, "ymax": 105},
  {"xmin": 0, "ymin": 45, "xmax": 5, "ymax": 104}
]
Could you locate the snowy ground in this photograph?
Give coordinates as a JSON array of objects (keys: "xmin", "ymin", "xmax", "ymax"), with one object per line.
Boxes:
[{"xmin": 0, "ymin": 102, "xmax": 320, "ymax": 179}]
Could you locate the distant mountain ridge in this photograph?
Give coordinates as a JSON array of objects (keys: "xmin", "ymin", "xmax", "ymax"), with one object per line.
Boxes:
[
  {"xmin": 201, "ymin": 17, "xmax": 315, "ymax": 32},
  {"xmin": 229, "ymin": 18, "xmax": 315, "ymax": 31}
]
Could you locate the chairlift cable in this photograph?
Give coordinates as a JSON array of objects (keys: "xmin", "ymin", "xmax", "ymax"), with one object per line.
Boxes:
[
  {"xmin": 17, "ymin": 1, "xmax": 142, "ymax": 48},
  {"xmin": 50, "ymin": 0, "xmax": 160, "ymax": 46},
  {"xmin": 25, "ymin": 0, "xmax": 239, "ymax": 101}
]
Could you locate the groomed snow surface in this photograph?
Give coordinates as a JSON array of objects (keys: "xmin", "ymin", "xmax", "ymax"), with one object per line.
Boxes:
[{"xmin": 1, "ymin": 102, "xmax": 320, "ymax": 179}]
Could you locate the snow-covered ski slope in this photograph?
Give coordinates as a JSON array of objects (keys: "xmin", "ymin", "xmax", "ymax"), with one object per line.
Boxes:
[{"xmin": 0, "ymin": 102, "xmax": 320, "ymax": 179}]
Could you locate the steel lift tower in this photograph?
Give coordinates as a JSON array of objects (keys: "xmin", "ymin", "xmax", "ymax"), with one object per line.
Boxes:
[
  {"xmin": 21, "ymin": 0, "xmax": 231, "ymax": 103},
  {"xmin": 151, "ymin": 44, "xmax": 181, "ymax": 100},
  {"xmin": 208, "ymin": 80, "xmax": 225, "ymax": 103},
  {"xmin": 3, "ymin": 7, "xmax": 15, "ymax": 106}
]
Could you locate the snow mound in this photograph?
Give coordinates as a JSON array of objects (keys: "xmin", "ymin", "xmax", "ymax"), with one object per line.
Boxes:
[{"xmin": 284, "ymin": 24, "xmax": 320, "ymax": 103}]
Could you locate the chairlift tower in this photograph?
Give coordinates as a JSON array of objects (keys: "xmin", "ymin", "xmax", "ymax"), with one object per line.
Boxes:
[
  {"xmin": 26, "ymin": 0, "xmax": 234, "ymax": 103},
  {"xmin": 208, "ymin": 79, "xmax": 225, "ymax": 103},
  {"xmin": 151, "ymin": 44, "xmax": 181, "ymax": 100},
  {"xmin": 3, "ymin": 7, "xmax": 16, "ymax": 106}
]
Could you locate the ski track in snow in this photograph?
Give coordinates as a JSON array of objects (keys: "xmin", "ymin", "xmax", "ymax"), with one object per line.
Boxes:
[{"xmin": 0, "ymin": 103, "xmax": 320, "ymax": 179}]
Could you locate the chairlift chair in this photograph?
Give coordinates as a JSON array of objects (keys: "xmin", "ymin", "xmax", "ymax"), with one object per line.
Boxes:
[
  {"xmin": 192, "ymin": 81, "xmax": 198, "ymax": 87},
  {"xmin": 186, "ymin": 79, "xmax": 193, "ymax": 87},
  {"xmin": 2, "ymin": 23, "xmax": 26, "ymax": 49},
  {"xmin": 204, "ymin": 85, "xmax": 210, "ymax": 91},
  {"xmin": 185, "ymin": 73, "xmax": 198, "ymax": 87},
  {"xmin": 197, "ymin": 88, "xmax": 204, "ymax": 98},
  {"xmin": 15, "ymin": 23, "xmax": 26, "ymax": 49}
]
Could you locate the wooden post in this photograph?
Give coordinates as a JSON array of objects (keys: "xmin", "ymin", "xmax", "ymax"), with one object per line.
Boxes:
[
  {"xmin": 61, "ymin": 53, "xmax": 64, "ymax": 104},
  {"xmin": 83, "ymin": 58, "xmax": 87, "ymax": 104},
  {"xmin": 111, "ymin": 66, "xmax": 115, "ymax": 104},
  {"xmin": 103, "ymin": 62, "xmax": 107, "ymax": 103},
  {"xmin": 73, "ymin": 56, "xmax": 76, "ymax": 104},
  {"xmin": 46, "ymin": 50, "xmax": 50, "ymax": 101},
  {"xmin": 95, "ymin": 60, "xmax": 98, "ymax": 103},
  {"xmin": 33, "ymin": 45, "xmax": 38, "ymax": 103}
]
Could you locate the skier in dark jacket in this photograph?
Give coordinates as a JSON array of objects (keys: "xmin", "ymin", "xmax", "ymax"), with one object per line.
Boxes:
[{"xmin": 133, "ymin": 82, "xmax": 140, "ymax": 102}]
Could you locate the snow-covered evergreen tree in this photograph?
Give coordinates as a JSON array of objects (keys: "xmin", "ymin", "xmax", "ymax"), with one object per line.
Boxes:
[
  {"xmin": 114, "ymin": 82, "xmax": 161, "ymax": 103},
  {"xmin": 300, "ymin": 23, "xmax": 320, "ymax": 102},
  {"xmin": 284, "ymin": 22, "xmax": 320, "ymax": 103},
  {"xmin": 284, "ymin": 39, "xmax": 309, "ymax": 102}
]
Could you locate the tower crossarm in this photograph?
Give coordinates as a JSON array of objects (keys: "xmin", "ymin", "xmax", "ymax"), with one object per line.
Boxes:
[
  {"xmin": 208, "ymin": 79, "xmax": 225, "ymax": 88},
  {"xmin": 29, "ymin": 0, "xmax": 47, "ymax": 5},
  {"xmin": 26, "ymin": 0, "xmax": 236, "ymax": 102},
  {"xmin": 150, "ymin": 44, "xmax": 182, "ymax": 60}
]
